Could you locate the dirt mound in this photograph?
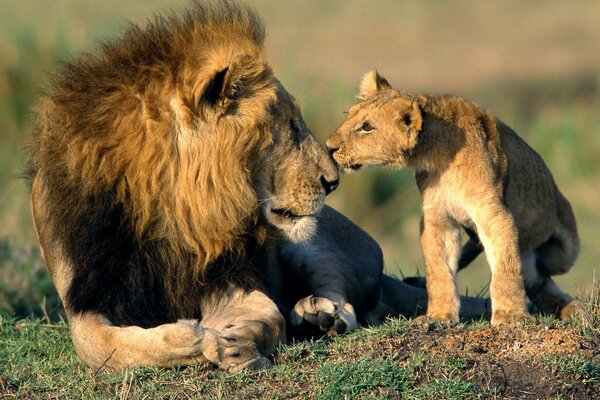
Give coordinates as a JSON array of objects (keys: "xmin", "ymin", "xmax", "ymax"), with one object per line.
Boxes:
[{"xmin": 381, "ymin": 322, "xmax": 599, "ymax": 399}]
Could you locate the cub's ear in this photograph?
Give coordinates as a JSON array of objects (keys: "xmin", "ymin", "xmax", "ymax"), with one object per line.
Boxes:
[
  {"xmin": 358, "ymin": 70, "xmax": 392, "ymax": 100},
  {"xmin": 397, "ymin": 101, "xmax": 423, "ymax": 134}
]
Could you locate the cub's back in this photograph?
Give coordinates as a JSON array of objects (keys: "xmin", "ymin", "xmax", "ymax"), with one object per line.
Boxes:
[{"xmin": 498, "ymin": 121, "xmax": 560, "ymax": 241}]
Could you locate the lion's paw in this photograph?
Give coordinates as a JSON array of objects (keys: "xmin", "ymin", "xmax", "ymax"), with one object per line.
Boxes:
[
  {"xmin": 203, "ymin": 323, "xmax": 273, "ymax": 372},
  {"xmin": 227, "ymin": 356, "xmax": 272, "ymax": 373},
  {"xmin": 290, "ymin": 295, "xmax": 358, "ymax": 337},
  {"xmin": 160, "ymin": 319, "xmax": 205, "ymax": 359}
]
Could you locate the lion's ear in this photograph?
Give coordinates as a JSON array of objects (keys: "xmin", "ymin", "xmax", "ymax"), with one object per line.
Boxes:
[
  {"xmin": 201, "ymin": 66, "xmax": 231, "ymax": 108},
  {"xmin": 198, "ymin": 55, "xmax": 255, "ymax": 118},
  {"xmin": 358, "ymin": 70, "xmax": 392, "ymax": 100},
  {"xmin": 397, "ymin": 101, "xmax": 423, "ymax": 134}
]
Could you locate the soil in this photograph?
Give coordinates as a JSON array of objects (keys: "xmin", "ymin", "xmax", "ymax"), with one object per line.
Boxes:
[{"xmin": 361, "ymin": 322, "xmax": 600, "ymax": 399}]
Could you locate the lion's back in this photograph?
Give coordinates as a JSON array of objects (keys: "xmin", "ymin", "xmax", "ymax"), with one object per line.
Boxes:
[{"xmin": 27, "ymin": 2, "xmax": 270, "ymax": 327}]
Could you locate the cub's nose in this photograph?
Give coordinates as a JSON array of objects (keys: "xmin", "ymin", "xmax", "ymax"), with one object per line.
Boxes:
[
  {"xmin": 320, "ymin": 175, "xmax": 339, "ymax": 195},
  {"xmin": 325, "ymin": 137, "xmax": 339, "ymax": 157}
]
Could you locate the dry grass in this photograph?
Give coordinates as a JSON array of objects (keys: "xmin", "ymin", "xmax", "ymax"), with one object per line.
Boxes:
[{"xmin": 1, "ymin": 290, "xmax": 598, "ymax": 399}]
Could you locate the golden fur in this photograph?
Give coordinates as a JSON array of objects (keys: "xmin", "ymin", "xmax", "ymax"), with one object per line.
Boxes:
[
  {"xmin": 27, "ymin": 2, "xmax": 347, "ymax": 371},
  {"xmin": 327, "ymin": 70, "xmax": 583, "ymax": 325},
  {"xmin": 27, "ymin": 3, "xmax": 494, "ymax": 372}
]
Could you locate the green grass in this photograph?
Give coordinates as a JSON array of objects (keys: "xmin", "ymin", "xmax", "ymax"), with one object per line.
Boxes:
[
  {"xmin": 541, "ymin": 355, "xmax": 600, "ymax": 384},
  {"xmin": 314, "ymin": 356, "xmax": 411, "ymax": 399},
  {"xmin": 2, "ymin": 300, "xmax": 599, "ymax": 399}
]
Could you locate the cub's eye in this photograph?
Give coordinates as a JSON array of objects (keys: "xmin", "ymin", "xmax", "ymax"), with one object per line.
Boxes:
[{"xmin": 359, "ymin": 121, "xmax": 374, "ymax": 133}]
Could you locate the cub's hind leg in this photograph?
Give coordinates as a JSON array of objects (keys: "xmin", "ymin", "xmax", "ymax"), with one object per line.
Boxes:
[
  {"xmin": 522, "ymin": 241, "xmax": 584, "ymax": 320},
  {"xmin": 522, "ymin": 252, "xmax": 584, "ymax": 320},
  {"xmin": 527, "ymin": 192, "xmax": 583, "ymax": 319},
  {"xmin": 535, "ymin": 191, "xmax": 580, "ymax": 276}
]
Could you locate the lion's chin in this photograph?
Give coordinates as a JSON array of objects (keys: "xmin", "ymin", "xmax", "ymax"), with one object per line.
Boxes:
[{"xmin": 265, "ymin": 211, "xmax": 318, "ymax": 243}]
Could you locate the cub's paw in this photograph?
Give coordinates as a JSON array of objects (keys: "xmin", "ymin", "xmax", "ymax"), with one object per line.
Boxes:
[
  {"xmin": 414, "ymin": 313, "xmax": 458, "ymax": 328},
  {"xmin": 559, "ymin": 299, "xmax": 587, "ymax": 321},
  {"xmin": 491, "ymin": 309, "xmax": 530, "ymax": 326},
  {"xmin": 290, "ymin": 295, "xmax": 358, "ymax": 337}
]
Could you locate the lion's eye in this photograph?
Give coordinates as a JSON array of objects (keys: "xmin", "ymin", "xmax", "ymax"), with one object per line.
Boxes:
[
  {"xmin": 359, "ymin": 122, "xmax": 374, "ymax": 133},
  {"xmin": 290, "ymin": 119, "xmax": 302, "ymax": 145},
  {"xmin": 290, "ymin": 119, "xmax": 301, "ymax": 134}
]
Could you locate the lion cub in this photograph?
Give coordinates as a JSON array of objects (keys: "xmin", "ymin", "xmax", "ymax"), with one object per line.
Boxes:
[{"xmin": 326, "ymin": 70, "xmax": 583, "ymax": 325}]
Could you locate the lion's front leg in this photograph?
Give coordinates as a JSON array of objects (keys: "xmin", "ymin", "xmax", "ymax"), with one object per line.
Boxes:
[
  {"xmin": 68, "ymin": 294, "xmax": 284, "ymax": 372},
  {"xmin": 199, "ymin": 289, "xmax": 286, "ymax": 372},
  {"xmin": 62, "ymin": 288, "xmax": 283, "ymax": 373},
  {"xmin": 277, "ymin": 206, "xmax": 383, "ymax": 336},
  {"xmin": 69, "ymin": 312, "xmax": 211, "ymax": 370}
]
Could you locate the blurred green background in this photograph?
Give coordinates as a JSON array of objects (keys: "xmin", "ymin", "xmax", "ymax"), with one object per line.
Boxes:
[{"xmin": 1, "ymin": 0, "xmax": 599, "ymax": 319}]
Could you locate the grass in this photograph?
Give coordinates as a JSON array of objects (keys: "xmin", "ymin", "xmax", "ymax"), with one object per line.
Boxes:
[
  {"xmin": 2, "ymin": 288, "xmax": 599, "ymax": 399},
  {"xmin": 541, "ymin": 355, "xmax": 600, "ymax": 384}
]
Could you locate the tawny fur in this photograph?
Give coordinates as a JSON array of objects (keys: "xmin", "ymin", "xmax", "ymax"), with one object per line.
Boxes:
[
  {"xmin": 327, "ymin": 70, "xmax": 583, "ymax": 325},
  {"xmin": 26, "ymin": 2, "xmax": 493, "ymax": 372},
  {"xmin": 27, "ymin": 1, "xmax": 342, "ymax": 371}
]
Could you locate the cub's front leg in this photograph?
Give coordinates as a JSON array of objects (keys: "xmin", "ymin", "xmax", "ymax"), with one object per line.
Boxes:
[
  {"xmin": 468, "ymin": 201, "xmax": 529, "ymax": 325},
  {"xmin": 420, "ymin": 212, "xmax": 462, "ymax": 323}
]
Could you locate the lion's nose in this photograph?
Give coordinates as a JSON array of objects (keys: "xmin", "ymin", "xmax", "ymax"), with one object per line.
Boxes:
[{"xmin": 320, "ymin": 175, "xmax": 339, "ymax": 195}]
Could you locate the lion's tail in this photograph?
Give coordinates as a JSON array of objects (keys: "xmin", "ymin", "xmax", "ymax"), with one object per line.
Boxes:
[{"xmin": 377, "ymin": 274, "xmax": 491, "ymax": 320}]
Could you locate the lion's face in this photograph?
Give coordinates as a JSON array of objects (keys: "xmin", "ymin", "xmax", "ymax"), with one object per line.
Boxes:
[
  {"xmin": 174, "ymin": 55, "xmax": 338, "ymax": 245},
  {"xmin": 256, "ymin": 83, "xmax": 339, "ymax": 243},
  {"xmin": 326, "ymin": 70, "xmax": 423, "ymax": 172}
]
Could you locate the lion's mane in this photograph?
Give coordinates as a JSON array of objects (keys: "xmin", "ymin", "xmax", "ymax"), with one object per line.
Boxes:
[{"xmin": 28, "ymin": 1, "xmax": 280, "ymax": 325}]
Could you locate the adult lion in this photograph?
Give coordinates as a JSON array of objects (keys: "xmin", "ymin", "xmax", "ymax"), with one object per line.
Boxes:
[{"xmin": 27, "ymin": 3, "xmax": 489, "ymax": 371}]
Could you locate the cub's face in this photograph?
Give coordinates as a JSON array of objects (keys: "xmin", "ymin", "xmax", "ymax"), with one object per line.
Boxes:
[
  {"xmin": 257, "ymin": 82, "xmax": 339, "ymax": 242},
  {"xmin": 326, "ymin": 70, "xmax": 423, "ymax": 172}
]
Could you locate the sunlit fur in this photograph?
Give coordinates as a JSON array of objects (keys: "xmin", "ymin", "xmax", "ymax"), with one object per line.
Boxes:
[{"xmin": 26, "ymin": 1, "xmax": 338, "ymax": 370}]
